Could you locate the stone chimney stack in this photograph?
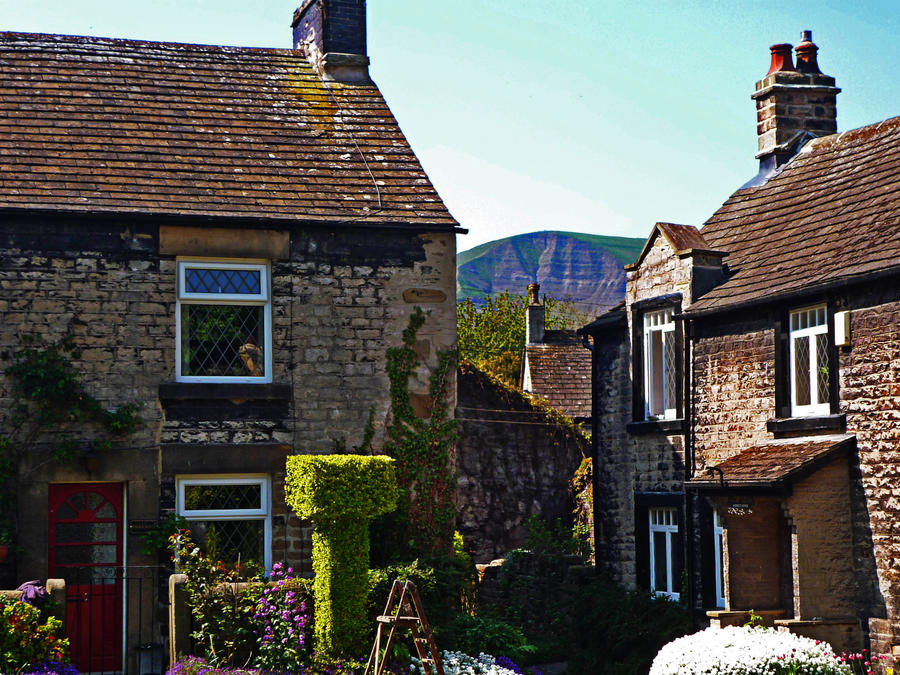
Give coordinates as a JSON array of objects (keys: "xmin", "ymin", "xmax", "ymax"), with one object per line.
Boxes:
[
  {"xmin": 751, "ymin": 31, "xmax": 840, "ymax": 174},
  {"xmin": 526, "ymin": 283, "xmax": 545, "ymax": 345},
  {"xmin": 292, "ymin": 0, "xmax": 369, "ymax": 82}
]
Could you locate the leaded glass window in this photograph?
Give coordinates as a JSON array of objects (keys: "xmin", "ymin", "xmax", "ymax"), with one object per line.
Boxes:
[
  {"xmin": 177, "ymin": 476, "xmax": 271, "ymax": 571},
  {"xmin": 176, "ymin": 261, "xmax": 271, "ymax": 382},
  {"xmin": 789, "ymin": 305, "xmax": 830, "ymax": 416},
  {"xmin": 644, "ymin": 308, "xmax": 678, "ymax": 419}
]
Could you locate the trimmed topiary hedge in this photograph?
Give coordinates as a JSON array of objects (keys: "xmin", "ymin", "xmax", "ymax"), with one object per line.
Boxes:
[{"xmin": 285, "ymin": 454, "xmax": 397, "ymax": 656}]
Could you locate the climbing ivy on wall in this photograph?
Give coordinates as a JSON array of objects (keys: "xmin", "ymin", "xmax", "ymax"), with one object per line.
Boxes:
[
  {"xmin": 0, "ymin": 331, "xmax": 142, "ymax": 547},
  {"xmin": 383, "ymin": 307, "xmax": 458, "ymax": 558}
]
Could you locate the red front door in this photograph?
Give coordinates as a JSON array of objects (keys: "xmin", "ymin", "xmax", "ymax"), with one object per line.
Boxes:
[{"xmin": 49, "ymin": 483, "xmax": 124, "ymax": 673}]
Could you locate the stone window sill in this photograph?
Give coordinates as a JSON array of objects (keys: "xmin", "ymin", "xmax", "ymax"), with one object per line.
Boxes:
[
  {"xmin": 159, "ymin": 382, "xmax": 291, "ymax": 402},
  {"xmin": 626, "ymin": 418, "xmax": 684, "ymax": 435},
  {"xmin": 158, "ymin": 382, "xmax": 291, "ymax": 421},
  {"xmin": 766, "ymin": 414, "xmax": 845, "ymax": 436}
]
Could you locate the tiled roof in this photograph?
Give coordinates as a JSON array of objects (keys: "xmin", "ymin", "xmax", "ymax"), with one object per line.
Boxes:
[
  {"xmin": 689, "ymin": 116, "xmax": 900, "ymax": 313},
  {"xmin": 0, "ymin": 32, "xmax": 458, "ymax": 228},
  {"xmin": 523, "ymin": 331, "xmax": 592, "ymax": 419},
  {"xmin": 688, "ymin": 435, "xmax": 855, "ymax": 490}
]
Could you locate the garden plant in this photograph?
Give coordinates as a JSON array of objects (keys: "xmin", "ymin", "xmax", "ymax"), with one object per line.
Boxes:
[
  {"xmin": 0, "ymin": 594, "xmax": 70, "ymax": 672},
  {"xmin": 285, "ymin": 453, "xmax": 397, "ymax": 655},
  {"xmin": 649, "ymin": 625, "xmax": 892, "ymax": 675}
]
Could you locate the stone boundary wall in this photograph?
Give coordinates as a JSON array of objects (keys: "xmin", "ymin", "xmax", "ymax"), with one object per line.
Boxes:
[{"xmin": 456, "ymin": 364, "xmax": 589, "ymax": 563}]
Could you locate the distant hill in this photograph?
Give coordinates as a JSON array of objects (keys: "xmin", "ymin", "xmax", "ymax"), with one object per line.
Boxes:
[{"xmin": 457, "ymin": 231, "xmax": 645, "ymax": 314}]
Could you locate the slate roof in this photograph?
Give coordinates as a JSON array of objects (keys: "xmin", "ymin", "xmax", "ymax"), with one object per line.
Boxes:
[
  {"xmin": 688, "ymin": 435, "xmax": 855, "ymax": 491},
  {"xmin": 523, "ymin": 330, "xmax": 592, "ymax": 419},
  {"xmin": 689, "ymin": 116, "xmax": 900, "ymax": 313},
  {"xmin": 0, "ymin": 32, "xmax": 458, "ymax": 228}
]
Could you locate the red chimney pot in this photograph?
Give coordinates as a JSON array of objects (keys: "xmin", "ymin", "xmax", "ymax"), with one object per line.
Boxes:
[{"xmin": 767, "ymin": 43, "xmax": 795, "ymax": 76}]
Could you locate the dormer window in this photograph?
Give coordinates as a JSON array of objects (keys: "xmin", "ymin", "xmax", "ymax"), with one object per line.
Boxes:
[
  {"xmin": 789, "ymin": 305, "xmax": 830, "ymax": 416},
  {"xmin": 644, "ymin": 308, "xmax": 677, "ymax": 419}
]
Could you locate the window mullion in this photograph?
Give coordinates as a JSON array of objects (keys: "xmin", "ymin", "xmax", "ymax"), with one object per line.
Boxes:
[
  {"xmin": 666, "ymin": 529, "xmax": 674, "ymax": 594},
  {"xmin": 808, "ymin": 333, "xmax": 818, "ymax": 406}
]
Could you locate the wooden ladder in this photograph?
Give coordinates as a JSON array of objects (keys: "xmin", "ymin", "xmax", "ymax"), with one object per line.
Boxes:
[{"xmin": 365, "ymin": 579, "xmax": 445, "ymax": 675}]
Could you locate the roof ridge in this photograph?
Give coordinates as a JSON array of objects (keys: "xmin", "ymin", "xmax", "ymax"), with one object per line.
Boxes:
[{"xmin": 0, "ymin": 31, "xmax": 299, "ymax": 56}]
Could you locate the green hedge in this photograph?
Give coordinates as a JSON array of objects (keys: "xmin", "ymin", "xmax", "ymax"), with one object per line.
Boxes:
[{"xmin": 285, "ymin": 454, "xmax": 397, "ymax": 656}]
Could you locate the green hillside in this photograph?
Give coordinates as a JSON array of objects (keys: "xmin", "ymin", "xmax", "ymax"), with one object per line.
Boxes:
[{"xmin": 457, "ymin": 231, "xmax": 645, "ymax": 311}]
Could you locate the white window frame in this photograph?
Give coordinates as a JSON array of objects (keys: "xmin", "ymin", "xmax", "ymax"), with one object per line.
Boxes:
[
  {"xmin": 643, "ymin": 308, "xmax": 677, "ymax": 420},
  {"xmin": 789, "ymin": 304, "xmax": 830, "ymax": 417},
  {"xmin": 649, "ymin": 506, "xmax": 680, "ymax": 600},
  {"xmin": 176, "ymin": 259, "xmax": 272, "ymax": 383},
  {"xmin": 713, "ymin": 509, "xmax": 726, "ymax": 608},
  {"xmin": 176, "ymin": 475, "xmax": 272, "ymax": 572}
]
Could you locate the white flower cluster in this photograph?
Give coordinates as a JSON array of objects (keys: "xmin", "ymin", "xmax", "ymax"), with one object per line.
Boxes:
[
  {"xmin": 649, "ymin": 625, "xmax": 850, "ymax": 675},
  {"xmin": 409, "ymin": 651, "xmax": 520, "ymax": 675}
]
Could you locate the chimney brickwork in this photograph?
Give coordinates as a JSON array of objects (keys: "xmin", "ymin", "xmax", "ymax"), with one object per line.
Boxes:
[
  {"xmin": 752, "ymin": 31, "xmax": 840, "ymax": 167},
  {"xmin": 292, "ymin": 0, "xmax": 369, "ymax": 82},
  {"xmin": 526, "ymin": 283, "xmax": 545, "ymax": 345}
]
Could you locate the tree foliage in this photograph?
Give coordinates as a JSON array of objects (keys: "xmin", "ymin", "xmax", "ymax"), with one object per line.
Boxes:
[{"xmin": 456, "ymin": 291, "xmax": 590, "ymax": 385}]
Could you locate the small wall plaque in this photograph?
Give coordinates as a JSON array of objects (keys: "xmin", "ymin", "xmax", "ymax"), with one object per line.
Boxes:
[{"xmin": 403, "ymin": 288, "xmax": 447, "ymax": 304}]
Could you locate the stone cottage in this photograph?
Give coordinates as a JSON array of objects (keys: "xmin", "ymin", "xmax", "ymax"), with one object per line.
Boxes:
[
  {"xmin": 0, "ymin": 2, "xmax": 459, "ymax": 670},
  {"xmin": 581, "ymin": 31, "xmax": 900, "ymax": 657}
]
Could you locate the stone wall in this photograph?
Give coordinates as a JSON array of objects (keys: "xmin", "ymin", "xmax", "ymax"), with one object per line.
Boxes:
[
  {"xmin": 625, "ymin": 234, "xmax": 692, "ymax": 307},
  {"xmin": 692, "ymin": 315, "xmax": 776, "ymax": 467},
  {"xmin": 456, "ymin": 364, "xmax": 589, "ymax": 563},
  {"xmin": 589, "ymin": 323, "xmax": 684, "ymax": 586},
  {"xmin": 786, "ymin": 457, "xmax": 856, "ymax": 620},
  {"xmin": 0, "ymin": 213, "xmax": 457, "ymax": 661},
  {"xmin": 840, "ymin": 295, "xmax": 900, "ymax": 652}
]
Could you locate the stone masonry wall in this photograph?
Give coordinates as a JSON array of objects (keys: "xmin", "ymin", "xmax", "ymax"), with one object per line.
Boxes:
[
  {"xmin": 692, "ymin": 315, "xmax": 776, "ymax": 468},
  {"xmin": 625, "ymin": 234, "xmax": 692, "ymax": 307},
  {"xmin": 592, "ymin": 329, "xmax": 632, "ymax": 583},
  {"xmin": 590, "ymin": 231, "xmax": 695, "ymax": 588},
  {"xmin": 590, "ymin": 326, "xmax": 685, "ymax": 586},
  {"xmin": 0, "ymin": 214, "xmax": 456, "ymax": 585},
  {"xmin": 456, "ymin": 365, "xmax": 589, "ymax": 563},
  {"xmin": 840, "ymin": 295, "xmax": 900, "ymax": 652},
  {"xmin": 786, "ymin": 457, "xmax": 856, "ymax": 620}
]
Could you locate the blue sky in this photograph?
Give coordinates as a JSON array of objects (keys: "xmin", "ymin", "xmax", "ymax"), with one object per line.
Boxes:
[{"xmin": 2, "ymin": 1, "xmax": 898, "ymax": 251}]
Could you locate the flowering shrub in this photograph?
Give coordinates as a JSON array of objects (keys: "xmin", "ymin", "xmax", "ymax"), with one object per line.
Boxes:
[
  {"xmin": 21, "ymin": 662, "xmax": 80, "ymax": 675},
  {"xmin": 253, "ymin": 562, "xmax": 312, "ymax": 670},
  {"xmin": 649, "ymin": 625, "xmax": 850, "ymax": 675},
  {"xmin": 0, "ymin": 594, "xmax": 70, "ymax": 672},
  {"xmin": 167, "ymin": 656, "xmax": 257, "ymax": 674},
  {"xmin": 167, "ymin": 654, "xmax": 408, "ymax": 674},
  {"xmin": 410, "ymin": 651, "xmax": 540, "ymax": 675},
  {"xmin": 170, "ymin": 530, "xmax": 264, "ymax": 667}
]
